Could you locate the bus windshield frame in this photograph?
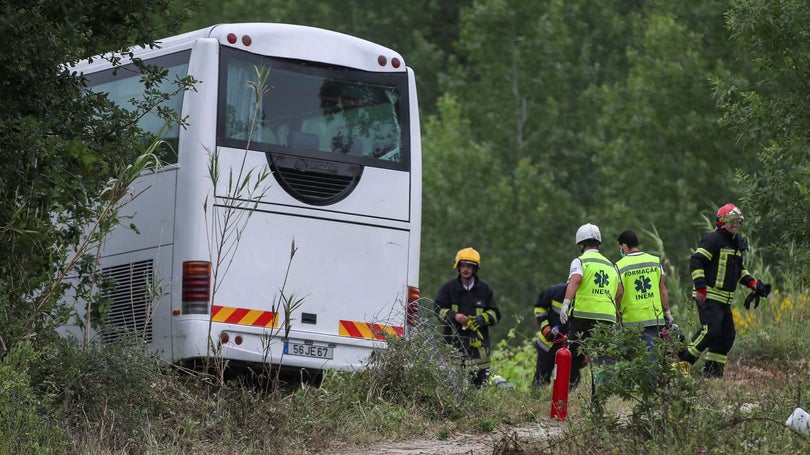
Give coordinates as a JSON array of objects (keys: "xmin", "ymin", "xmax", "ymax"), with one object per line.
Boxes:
[{"xmin": 217, "ymin": 47, "xmax": 411, "ymax": 172}]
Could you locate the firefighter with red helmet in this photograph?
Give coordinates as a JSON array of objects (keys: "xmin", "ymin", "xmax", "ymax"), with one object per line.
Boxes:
[
  {"xmin": 679, "ymin": 203, "xmax": 770, "ymax": 377},
  {"xmin": 435, "ymin": 247, "xmax": 501, "ymax": 387}
]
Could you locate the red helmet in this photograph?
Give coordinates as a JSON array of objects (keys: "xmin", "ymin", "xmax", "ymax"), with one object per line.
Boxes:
[{"xmin": 716, "ymin": 203, "xmax": 744, "ymax": 232}]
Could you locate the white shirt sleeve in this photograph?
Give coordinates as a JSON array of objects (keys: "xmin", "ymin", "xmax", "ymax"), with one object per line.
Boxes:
[{"xmin": 568, "ymin": 258, "xmax": 583, "ymax": 280}]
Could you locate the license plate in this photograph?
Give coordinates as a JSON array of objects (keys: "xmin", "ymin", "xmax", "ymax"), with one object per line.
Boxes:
[{"xmin": 284, "ymin": 341, "xmax": 334, "ymax": 359}]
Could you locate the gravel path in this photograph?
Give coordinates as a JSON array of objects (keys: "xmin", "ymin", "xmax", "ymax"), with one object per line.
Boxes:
[{"xmin": 322, "ymin": 421, "xmax": 563, "ymax": 455}]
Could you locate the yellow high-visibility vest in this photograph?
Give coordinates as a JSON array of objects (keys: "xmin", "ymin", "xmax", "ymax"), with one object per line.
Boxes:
[
  {"xmin": 616, "ymin": 252, "xmax": 665, "ymax": 327},
  {"xmin": 572, "ymin": 250, "xmax": 619, "ymax": 323}
]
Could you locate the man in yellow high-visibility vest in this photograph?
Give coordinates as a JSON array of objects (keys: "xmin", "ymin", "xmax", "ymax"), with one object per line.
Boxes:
[
  {"xmin": 614, "ymin": 230, "xmax": 673, "ymax": 351},
  {"xmin": 559, "ymin": 223, "xmax": 621, "ymax": 387}
]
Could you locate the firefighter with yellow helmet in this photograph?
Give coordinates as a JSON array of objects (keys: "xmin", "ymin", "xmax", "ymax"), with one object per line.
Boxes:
[{"xmin": 435, "ymin": 247, "xmax": 501, "ymax": 387}]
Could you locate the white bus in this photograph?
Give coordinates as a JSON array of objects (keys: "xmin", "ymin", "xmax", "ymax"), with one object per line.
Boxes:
[{"xmin": 71, "ymin": 23, "xmax": 422, "ymax": 376}]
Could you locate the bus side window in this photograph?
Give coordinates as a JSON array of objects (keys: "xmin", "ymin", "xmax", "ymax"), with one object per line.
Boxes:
[{"xmin": 290, "ymin": 131, "xmax": 319, "ymax": 150}]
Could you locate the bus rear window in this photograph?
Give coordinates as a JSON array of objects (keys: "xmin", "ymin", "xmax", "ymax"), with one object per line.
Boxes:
[{"xmin": 219, "ymin": 48, "xmax": 410, "ymax": 170}]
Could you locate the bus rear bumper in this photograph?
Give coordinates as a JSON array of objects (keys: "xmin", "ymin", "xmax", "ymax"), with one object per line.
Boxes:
[{"xmin": 172, "ymin": 317, "xmax": 386, "ymax": 372}]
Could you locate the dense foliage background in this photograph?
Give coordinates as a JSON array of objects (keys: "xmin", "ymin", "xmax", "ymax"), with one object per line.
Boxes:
[
  {"xmin": 3, "ymin": 0, "xmax": 809, "ymax": 351},
  {"xmin": 1, "ymin": 1, "xmax": 810, "ymax": 453},
  {"xmin": 181, "ymin": 0, "xmax": 809, "ymax": 343}
]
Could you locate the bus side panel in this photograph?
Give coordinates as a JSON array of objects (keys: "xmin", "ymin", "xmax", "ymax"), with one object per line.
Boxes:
[
  {"xmin": 61, "ymin": 169, "xmax": 177, "ymax": 353},
  {"xmin": 407, "ymin": 68, "xmax": 422, "ymax": 288},
  {"xmin": 102, "ymin": 169, "xmax": 177, "ymax": 256},
  {"xmin": 97, "ymin": 245, "xmax": 175, "ymax": 361},
  {"xmin": 170, "ymin": 37, "xmax": 221, "ymax": 362}
]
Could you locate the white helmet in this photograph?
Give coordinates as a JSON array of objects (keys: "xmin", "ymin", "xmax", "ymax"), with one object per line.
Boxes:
[{"xmin": 575, "ymin": 223, "xmax": 602, "ymax": 244}]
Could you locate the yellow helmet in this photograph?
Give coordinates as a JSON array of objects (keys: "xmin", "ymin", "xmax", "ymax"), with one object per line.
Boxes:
[{"xmin": 453, "ymin": 247, "xmax": 481, "ymax": 269}]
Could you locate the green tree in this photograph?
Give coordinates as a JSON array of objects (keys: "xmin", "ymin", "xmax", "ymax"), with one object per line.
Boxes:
[
  {"xmin": 718, "ymin": 0, "xmax": 810, "ymax": 283},
  {"xmin": 178, "ymin": 0, "xmax": 472, "ymax": 114},
  {"xmin": 429, "ymin": 0, "xmax": 760, "ymax": 338},
  {"xmin": 421, "ymin": 95, "xmax": 581, "ymax": 342},
  {"xmin": 588, "ymin": 1, "xmax": 751, "ymax": 288},
  {"xmin": 421, "ymin": 95, "xmax": 498, "ymax": 303},
  {"xmin": 430, "ymin": 0, "xmax": 638, "ymax": 339},
  {"xmin": 179, "ymin": 0, "xmax": 472, "ymax": 116},
  {"xmin": 0, "ymin": 1, "xmax": 188, "ymax": 354}
]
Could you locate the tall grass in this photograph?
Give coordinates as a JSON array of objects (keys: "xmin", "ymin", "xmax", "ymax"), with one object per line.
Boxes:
[
  {"xmin": 3, "ymin": 216, "xmax": 810, "ymax": 453},
  {"xmin": 1, "ymin": 288, "xmax": 809, "ymax": 453}
]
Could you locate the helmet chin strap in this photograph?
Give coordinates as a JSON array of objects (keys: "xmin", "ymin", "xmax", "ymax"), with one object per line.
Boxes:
[{"xmin": 723, "ymin": 223, "xmax": 741, "ymax": 234}]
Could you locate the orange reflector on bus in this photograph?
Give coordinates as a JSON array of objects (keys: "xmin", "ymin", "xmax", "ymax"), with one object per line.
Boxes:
[
  {"xmin": 212, "ymin": 305, "xmax": 279, "ymax": 328},
  {"xmin": 339, "ymin": 320, "xmax": 403, "ymax": 340}
]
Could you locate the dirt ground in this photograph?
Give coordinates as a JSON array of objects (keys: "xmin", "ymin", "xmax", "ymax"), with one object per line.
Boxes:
[
  {"xmin": 325, "ymin": 421, "xmax": 563, "ymax": 455},
  {"xmin": 318, "ymin": 362, "xmax": 788, "ymax": 455}
]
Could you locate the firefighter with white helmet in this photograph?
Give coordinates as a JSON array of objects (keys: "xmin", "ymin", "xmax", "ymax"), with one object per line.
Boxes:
[
  {"xmin": 678, "ymin": 203, "xmax": 770, "ymax": 378},
  {"xmin": 560, "ymin": 223, "xmax": 622, "ymax": 387},
  {"xmin": 435, "ymin": 247, "xmax": 501, "ymax": 387},
  {"xmin": 575, "ymin": 223, "xmax": 602, "ymax": 245}
]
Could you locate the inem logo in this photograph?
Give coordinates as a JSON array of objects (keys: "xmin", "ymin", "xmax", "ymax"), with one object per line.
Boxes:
[
  {"xmin": 594, "ymin": 270, "xmax": 610, "ymax": 287},
  {"xmin": 635, "ymin": 275, "xmax": 652, "ymax": 293}
]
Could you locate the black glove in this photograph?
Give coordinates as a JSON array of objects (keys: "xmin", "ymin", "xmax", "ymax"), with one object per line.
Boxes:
[
  {"xmin": 756, "ymin": 280, "xmax": 772, "ymax": 297},
  {"xmin": 744, "ymin": 280, "xmax": 772, "ymax": 310},
  {"xmin": 744, "ymin": 292, "xmax": 759, "ymax": 310}
]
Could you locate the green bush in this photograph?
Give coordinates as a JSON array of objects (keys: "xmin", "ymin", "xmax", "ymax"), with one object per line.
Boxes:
[
  {"xmin": 30, "ymin": 336, "xmax": 176, "ymax": 451},
  {"xmin": 0, "ymin": 341, "xmax": 66, "ymax": 454},
  {"xmin": 342, "ymin": 323, "xmax": 475, "ymax": 419},
  {"xmin": 491, "ymin": 328, "xmax": 538, "ymax": 392}
]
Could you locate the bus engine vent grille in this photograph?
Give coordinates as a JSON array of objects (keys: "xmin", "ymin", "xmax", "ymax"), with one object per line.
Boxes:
[
  {"xmin": 99, "ymin": 259, "xmax": 155, "ymax": 343},
  {"xmin": 268, "ymin": 154, "xmax": 362, "ymax": 206}
]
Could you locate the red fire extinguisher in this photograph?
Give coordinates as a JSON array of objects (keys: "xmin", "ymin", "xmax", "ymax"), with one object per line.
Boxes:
[{"xmin": 550, "ymin": 341, "xmax": 571, "ymax": 420}]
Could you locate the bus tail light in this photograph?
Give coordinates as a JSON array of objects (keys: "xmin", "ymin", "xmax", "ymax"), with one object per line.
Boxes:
[
  {"xmin": 406, "ymin": 285, "xmax": 421, "ymax": 327},
  {"xmin": 182, "ymin": 261, "xmax": 211, "ymax": 314},
  {"xmin": 378, "ymin": 55, "xmax": 402, "ymax": 68},
  {"xmin": 226, "ymin": 32, "xmax": 252, "ymax": 46}
]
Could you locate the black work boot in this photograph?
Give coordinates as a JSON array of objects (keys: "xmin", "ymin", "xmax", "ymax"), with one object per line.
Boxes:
[
  {"xmin": 703, "ymin": 360, "xmax": 724, "ymax": 378},
  {"xmin": 678, "ymin": 350, "xmax": 697, "ymax": 364}
]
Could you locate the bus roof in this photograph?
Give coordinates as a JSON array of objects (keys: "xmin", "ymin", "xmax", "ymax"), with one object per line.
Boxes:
[{"xmin": 74, "ymin": 23, "xmax": 407, "ymax": 74}]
